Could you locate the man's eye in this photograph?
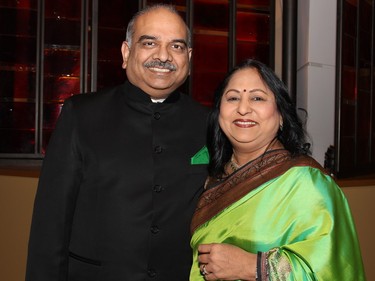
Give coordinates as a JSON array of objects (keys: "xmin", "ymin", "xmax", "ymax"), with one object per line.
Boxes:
[
  {"xmin": 143, "ymin": 41, "xmax": 155, "ymax": 46},
  {"xmin": 172, "ymin": 44, "xmax": 185, "ymax": 50}
]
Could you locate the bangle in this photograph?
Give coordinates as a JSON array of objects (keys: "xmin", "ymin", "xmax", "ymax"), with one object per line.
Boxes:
[{"xmin": 256, "ymin": 251, "xmax": 262, "ymax": 280}]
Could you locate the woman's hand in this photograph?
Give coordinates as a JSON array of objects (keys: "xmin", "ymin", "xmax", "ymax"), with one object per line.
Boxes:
[{"xmin": 198, "ymin": 243, "xmax": 257, "ymax": 280}]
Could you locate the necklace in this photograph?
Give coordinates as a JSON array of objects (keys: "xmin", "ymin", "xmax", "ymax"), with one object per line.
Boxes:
[{"xmin": 229, "ymin": 155, "xmax": 241, "ymax": 172}]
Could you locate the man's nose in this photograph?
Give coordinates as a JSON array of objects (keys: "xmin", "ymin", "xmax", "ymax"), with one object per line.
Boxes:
[{"xmin": 153, "ymin": 45, "xmax": 172, "ymax": 62}]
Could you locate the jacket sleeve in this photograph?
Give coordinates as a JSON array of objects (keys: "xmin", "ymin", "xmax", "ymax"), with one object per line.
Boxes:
[{"xmin": 25, "ymin": 98, "xmax": 82, "ymax": 281}]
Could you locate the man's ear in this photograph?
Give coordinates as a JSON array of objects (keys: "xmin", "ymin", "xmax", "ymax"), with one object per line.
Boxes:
[
  {"xmin": 121, "ymin": 41, "xmax": 130, "ymax": 69},
  {"xmin": 188, "ymin": 48, "xmax": 192, "ymax": 75}
]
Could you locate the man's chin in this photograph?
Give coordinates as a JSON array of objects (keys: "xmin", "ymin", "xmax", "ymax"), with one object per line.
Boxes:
[
  {"xmin": 148, "ymin": 81, "xmax": 178, "ymax": 92},
  {"xmin": 142, "ymin": 84, "xmax": 177, "ymax": 99}
]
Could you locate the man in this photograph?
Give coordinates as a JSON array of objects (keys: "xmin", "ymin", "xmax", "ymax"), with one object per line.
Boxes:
[{"xmin": 26, "ymin": 4, "xmax": 208, "ymax": 280}]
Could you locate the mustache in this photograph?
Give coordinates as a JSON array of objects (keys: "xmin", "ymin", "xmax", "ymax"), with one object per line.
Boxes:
[{"xmin": 144, "ymin": 61, "xmax": 177, "ymax": 71}]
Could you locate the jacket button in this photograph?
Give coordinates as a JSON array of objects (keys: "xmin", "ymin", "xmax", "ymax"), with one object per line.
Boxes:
[
  {"xmin": 147, "ymin": 269, "xmax": 157, "ymax": 277},
  {"xmin": 154, "ymin": 146, "xmax": 162, "ymax": 153},
  {"xmin": 154, "ymin": 112, "xmax": 161, "ymax": 120},
  {"xmin": 150, "ymin": 225, "xmax": 159, "ymax": 234},
  {"xmin": 153, "ymin": 185, "xmax": 163, "ymax": 193}
]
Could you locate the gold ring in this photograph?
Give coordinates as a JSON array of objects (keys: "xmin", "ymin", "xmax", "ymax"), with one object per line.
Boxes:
[{"xmin": 201, "ymin": 264, "xmax": 209, "ymax": 276}]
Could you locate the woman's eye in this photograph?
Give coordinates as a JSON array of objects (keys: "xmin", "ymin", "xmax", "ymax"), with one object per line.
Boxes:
[
  {"xmin": 227, "ymin": 96, "xmax": 239, "ymax": 101},
  {"xmin": 252, "ymin": 96, "xmax": 264, "ymax": 101}
]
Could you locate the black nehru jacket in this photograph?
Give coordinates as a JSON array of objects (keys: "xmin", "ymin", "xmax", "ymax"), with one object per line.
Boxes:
[{"xmin": 26, "ymin": 81, "xmax": 208, "ymax": 281}]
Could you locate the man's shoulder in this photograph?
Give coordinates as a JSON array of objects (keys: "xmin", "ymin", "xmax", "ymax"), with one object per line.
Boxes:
[
  {"xmin": 178, "ymin": 93, "xmax": 209, "ymax": 114},
  {"xmin": 64, "ymin": 84, "xmax": 125, "ymax": 108}
]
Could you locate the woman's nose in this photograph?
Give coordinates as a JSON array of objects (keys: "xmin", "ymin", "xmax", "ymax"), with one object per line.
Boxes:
[{"xmin": 237, "ymin": 99, "xmax": 252, "ymax": 115}]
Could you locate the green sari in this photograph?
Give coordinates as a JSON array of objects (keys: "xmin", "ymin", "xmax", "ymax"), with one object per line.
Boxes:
[{"xmin": 190, "ymin": 149, "xmax": 365, "ymax": 280}]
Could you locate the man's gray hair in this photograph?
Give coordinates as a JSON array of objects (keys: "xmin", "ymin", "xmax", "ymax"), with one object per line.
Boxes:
[{"xmin": 125, "ymin": 4, "xmax": 191, "ymax": 48}]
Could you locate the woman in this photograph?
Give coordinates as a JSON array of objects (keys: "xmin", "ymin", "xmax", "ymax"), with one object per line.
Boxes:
[{"xmin": 190, "ymin": 59, "xmax": 365, "ymax": 280}]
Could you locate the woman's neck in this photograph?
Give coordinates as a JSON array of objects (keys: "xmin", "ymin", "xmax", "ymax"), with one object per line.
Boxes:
[{"xmin": 232, "ymin": 139, "xmax": 284, "ymax": 167}]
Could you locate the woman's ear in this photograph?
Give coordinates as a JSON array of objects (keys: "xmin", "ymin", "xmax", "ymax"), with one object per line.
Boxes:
[{"xmin": 279, "ymin": 118, "xmax": 284, "ymax": 131}]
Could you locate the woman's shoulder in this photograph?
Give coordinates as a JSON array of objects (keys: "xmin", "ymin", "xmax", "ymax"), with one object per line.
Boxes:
[
  {"xmin": 286, "ymin": 155, "xmax": 342, "ymax": 196},
  {"xmin": 288, "ymin": 154, "xmax": 334, "ymax": 178}
]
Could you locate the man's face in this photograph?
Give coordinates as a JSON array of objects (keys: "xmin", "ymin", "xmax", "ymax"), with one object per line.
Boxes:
[{"xmin": 121, "ymin": 8, "xmax": 192, "ymax": 99}]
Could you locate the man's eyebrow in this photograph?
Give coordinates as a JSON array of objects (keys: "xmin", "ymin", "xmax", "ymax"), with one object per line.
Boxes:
[
  {"xmin": 171, "ymin": 39, "xmax": 188, "ymax": 46},
  {"xmin": 137, "ymin": 35, "xmax": 157, "ymax": 42},
  {"xmin": 137, "ymin": 35, "xmax": 188, "ymax": 46}
]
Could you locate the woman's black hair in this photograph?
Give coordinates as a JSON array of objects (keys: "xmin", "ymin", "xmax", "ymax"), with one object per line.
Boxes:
[{"xmin": 207, "ymin": 59, "xmax": 311, "ymax": 178}]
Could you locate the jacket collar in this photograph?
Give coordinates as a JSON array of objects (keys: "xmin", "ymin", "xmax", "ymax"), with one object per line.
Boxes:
[{"xmin": 123, "ymin": 81, "xmax": 180, "ymax": 104}]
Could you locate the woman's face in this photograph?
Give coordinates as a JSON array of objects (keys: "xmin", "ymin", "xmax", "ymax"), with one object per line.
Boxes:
[{"xmin": 219, "ymin": 68, "xmax": 282, "ymax": 155}]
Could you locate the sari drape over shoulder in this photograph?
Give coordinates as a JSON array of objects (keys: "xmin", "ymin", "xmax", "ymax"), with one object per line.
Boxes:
[{"xmin": 190, "ymin": 149, "xmax": 365, "ymax": 281}]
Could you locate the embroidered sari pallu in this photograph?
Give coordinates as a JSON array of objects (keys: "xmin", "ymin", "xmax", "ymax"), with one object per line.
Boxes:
[{"xmin": 190, "ymin": 150, "xmax": 365, "ymax": 280}]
